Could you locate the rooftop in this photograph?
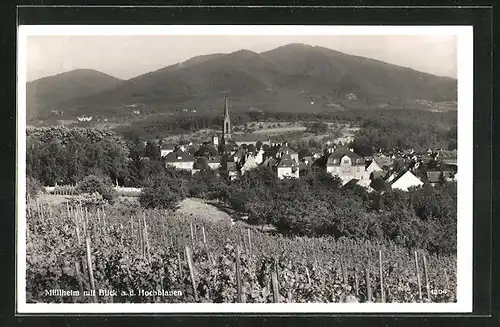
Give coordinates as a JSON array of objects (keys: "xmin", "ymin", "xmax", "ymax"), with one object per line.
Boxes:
[{"xmin": 164, "ymin": 149, "xmax": 195, "ymax": 163}]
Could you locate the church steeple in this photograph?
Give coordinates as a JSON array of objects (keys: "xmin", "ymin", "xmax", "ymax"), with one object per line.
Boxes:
[{"xmin": 222, "ymin": 95, "xmax": 231, "ymax": 141}]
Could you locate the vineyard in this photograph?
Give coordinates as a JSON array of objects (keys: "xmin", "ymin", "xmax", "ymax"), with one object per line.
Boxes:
[{"xmin": 25, "ymin": 198, "xmax": 457, "ymax": 304}]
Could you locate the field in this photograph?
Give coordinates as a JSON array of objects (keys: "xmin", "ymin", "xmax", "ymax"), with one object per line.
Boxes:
[{"xmin": 25, "ymin": 197, "xmax": 457, "ymax": 304}]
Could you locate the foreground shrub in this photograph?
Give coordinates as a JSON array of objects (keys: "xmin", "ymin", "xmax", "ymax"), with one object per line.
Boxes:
[
  {"xmin": 139, "ymin": 174, "xmax": 188, "ymax": 209},
  {"xmin": 76, "ymin": 175, "xmax": 116, "ymax": 203},
  {"xmin": 26, "ymin": 176, "xmax": 43, "ymax": 199}
]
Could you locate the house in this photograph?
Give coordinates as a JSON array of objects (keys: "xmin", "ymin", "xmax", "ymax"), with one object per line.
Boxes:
[
  {"xmin": 322, "ymin": 148, "xmax": 368, "ymax": 185},
  {"xmin": 274, "ymin": 153, "xmax": 299, "ymax": 179},
  {"xmin": 240, "ymin": 154, "xmax": 258, "ymax": 175},
  {"xmin": 206, "ymin": 156, "xmax": 221, "ymax": 170},
  {"xmin": 390, "ymin": 170, "xmax": 423, "ymax": 191},
  {"xmin": 441, "ymin": 158, "xmax": 457, "ymax": 172},
  {"xmin": 365, "ymin": 160, "xmax": 383, "ymax": 178},
  {"xmin": 160, "ymin": 143, "xmax": 176, "ymax": 158},
  {"xmin": 164, "ymin": 147, "xmax": 195, "ymax": 171},
  {"xmin": 275, "ymin": 143, "xmax": 299, "ymax": 162},
  {"xmin": 426, "ymin": 171, "xmax": 456, "ymax": 186},
  {"xmin": 226, "ymin": 162, "xmax": 238, "ymax": 180}
]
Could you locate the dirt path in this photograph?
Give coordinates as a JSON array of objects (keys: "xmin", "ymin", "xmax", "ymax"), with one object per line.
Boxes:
[{"xmin": 175, "ymin": 198, "xmax": 233, "ymax": 223}]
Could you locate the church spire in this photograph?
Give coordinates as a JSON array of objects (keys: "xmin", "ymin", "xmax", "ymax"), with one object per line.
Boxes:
[
  {"xmin": 222, "ymin": 95, "xmax": 231, "ymax": 141},
  {"xmin": 224, "ymin": 95, "xmax": 229, "ymax": 118}
]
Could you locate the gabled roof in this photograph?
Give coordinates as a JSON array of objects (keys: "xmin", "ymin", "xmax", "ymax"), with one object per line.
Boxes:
[
  {"xmin": 164, "ymin": 149, "xmax": 195, "ymax": 163},
  {"xmin": 276, "ymin": 153, "xmax": 298, "ymax": 168},
  {"xmin": 326, "ymin": 148, "xmax": 364, "ymax": 166}
]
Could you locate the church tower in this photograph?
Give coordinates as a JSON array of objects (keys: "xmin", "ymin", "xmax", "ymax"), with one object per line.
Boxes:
[{"xmin": 222, "ymin": 95, "xmax": 231, "ymax": 142}]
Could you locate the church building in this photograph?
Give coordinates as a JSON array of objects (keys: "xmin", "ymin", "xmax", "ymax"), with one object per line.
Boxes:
[{"xmin": 214, "ymin": 96, "xmax": 271, "ymax": 148}]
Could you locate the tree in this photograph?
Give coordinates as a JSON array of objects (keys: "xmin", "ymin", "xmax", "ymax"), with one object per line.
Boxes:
[
  {"xmin": 307, "ymin": 122, "xmax": 328, "ymax": 134},
  {"xmin": 145, "ymin": 140, "xmax": 161, "ymax": 160},
  {"xmin": 139, "ymin": 173, "xmax": 188, "ymax": 209},
  {"xmin": 194, "ymin": 144, "xmax": 218, "ymax": 157}
]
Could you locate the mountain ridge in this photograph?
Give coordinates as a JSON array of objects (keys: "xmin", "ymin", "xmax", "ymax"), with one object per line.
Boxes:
[
  {"xmin": 27, "ymin": 69, "xmax": 123, "ymax": 119},
  {"xmin": 26, "ymin": 43, "xmax": 457, "ymax": 119}
]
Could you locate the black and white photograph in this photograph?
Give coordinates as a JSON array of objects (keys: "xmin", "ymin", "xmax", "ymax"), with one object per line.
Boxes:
[{"xmin": 16, "ymin": 25, "xmax": 473, "ymax": 313}]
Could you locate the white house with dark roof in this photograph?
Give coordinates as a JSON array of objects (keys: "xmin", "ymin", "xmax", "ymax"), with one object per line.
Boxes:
[
  {"xmin": 274, "ymin": 153, "xmax": 299, "ymax": 179},
  {"xmin": 164, "ymin": 147, "xmax": 195, "ymax": 171},
  {"xmin": 324, "ymin": 148, "xmax": 368, "ymax": 184}
]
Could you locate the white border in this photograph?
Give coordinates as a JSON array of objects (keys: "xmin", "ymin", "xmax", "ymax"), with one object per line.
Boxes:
[{"xmin": 17, "ymin": 25, "xmax": 473, "ymax": 314}]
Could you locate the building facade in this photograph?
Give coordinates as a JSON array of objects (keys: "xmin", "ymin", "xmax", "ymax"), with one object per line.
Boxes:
[
  {"xmin": 325, "ymin": 148, "xmax": 368, "ymax": 184},
  {"xmin": 164, "ymin": 147, "xmax": 195, "ymax": 171}
]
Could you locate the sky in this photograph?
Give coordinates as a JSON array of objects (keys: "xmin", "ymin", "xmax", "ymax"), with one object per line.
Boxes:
[{"xmin": 26, "ymin": 35, "xmax": 457, "ymax": 82}]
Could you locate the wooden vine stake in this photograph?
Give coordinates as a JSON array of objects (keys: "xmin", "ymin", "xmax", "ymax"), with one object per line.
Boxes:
[
  {"xmin": 190, "ymin": 223, "xmax": 195, "ymax": 247},
  {"xmin": 305, "ymin": 266, "xmax": 311, "ymax": 285},
  {"xmin": 143, "ymin": 213, "xmax": 151, "ymax": 263},
  {"xmin": 138, "ymin": 217, "xmax": 144, "ymax": 257},
  {"xmin": 340, "ymin": 256, "xmax": 346, "ymax": 285},
  {"xmin": 414, "ymin": 251, "xmax": 423, "ymax": 301},
  {"xmin": 379, "ymin": 250, "xmax": 385, "ymax": 303},
  {"xmin": 271, "ymin": 267, "xmax": 280, "ymax": 303},
  {"xmin": 74, "ymin": 206, "xmax": 81, "ymax": 245},
  {"xmin": 365, "ymin": 261, "xmax": 372, "ymax": 302},
  {"xmin": 423, "ymin": 254, "xmax": 431, "ymax": 301},
  {"xmin": 235, "ymin": 243, "xmax": 243, "ymax": 303},
  {"xmin": 185, "ymin": 246, "xmax": 199, "ymax": 302},
  {"xmin": 354, "ymin": 265, "xmax": 360, "ymax": 296},
  {"xmin": 202, "ymin": 225, "xmax": 207, "ymax": 245},
  {"xmin": 159, "ymin": 257, "xmax": 165, "ymax": 291},
  {"xmin": 85, "ymin": 237, "xmax": 98, "ymax": 303},
  {"xmin": 247, "ymin": 229, "xmax": 252, "ymax": 253},
  {"xmin": 177, "ymin": 252, "xmax": 183, "ymax": 282}
]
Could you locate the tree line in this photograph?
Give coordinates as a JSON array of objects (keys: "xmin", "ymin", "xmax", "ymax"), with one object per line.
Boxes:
[{"xmin": 140, "ymin": 164, "xmax": 457, "ymax": 256}]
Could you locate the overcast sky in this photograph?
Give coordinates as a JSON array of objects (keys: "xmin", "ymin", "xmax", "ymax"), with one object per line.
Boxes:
[{"xmin": 26, "ymin": 35, "xmax": 457, "ymax": 82}]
